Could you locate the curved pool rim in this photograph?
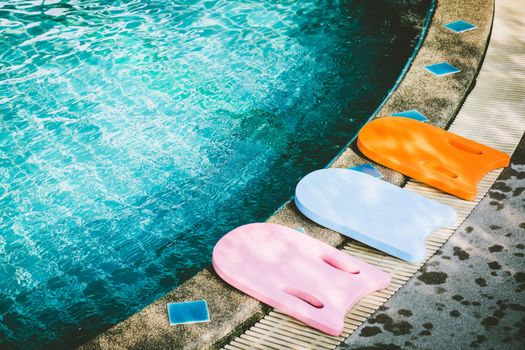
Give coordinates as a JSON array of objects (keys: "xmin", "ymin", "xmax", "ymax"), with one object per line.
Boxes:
[
  {"xmin": 0, "ymin": 2, "xmax": 438, "ymax": 348},
  {"xmin": 81, "ymin": 0, "xmax": 509, "ymax": 348},
  {"xmin": 82, "ymin": 0, "xmax": 502, "ymax": 347}
]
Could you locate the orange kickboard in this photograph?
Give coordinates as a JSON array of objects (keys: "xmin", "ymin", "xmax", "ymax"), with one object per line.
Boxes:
[{"xmin": 357, "ymin": 117, "xmax": 510, "ymax": 201}]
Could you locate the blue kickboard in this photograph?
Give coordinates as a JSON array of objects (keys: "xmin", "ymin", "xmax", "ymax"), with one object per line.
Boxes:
[
  {"xmin": 167, "ymin": 300, "xmax": 210, "ymax": 325},
  {"xmin": 295, "ymin": 169, "xmax": 456, "ymax": 263},
  {"xmin": 425, "ymin": 62, "xmax": 460, "ymax": 76},
  {"xmin": 349, "ymin": 164, "xmax": 384, "ymax": 179},
  {"xmin": 443, "ymin": 20, "xmax": 476, "ymax": 33},
  {"xmin": 392, "ymin": 109, "xmax": 429, "ymax": 122}
]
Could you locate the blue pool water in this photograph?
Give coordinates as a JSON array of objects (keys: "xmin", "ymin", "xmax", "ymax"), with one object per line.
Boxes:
[{"xmin": 0, "ymin": 0, "xmax": 431, "ymax": 348}]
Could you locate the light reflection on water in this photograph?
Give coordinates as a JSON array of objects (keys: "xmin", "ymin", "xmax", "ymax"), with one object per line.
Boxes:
[{"xmin": 0, "ymin": 0, "xmax": 430, "ymax": 347}]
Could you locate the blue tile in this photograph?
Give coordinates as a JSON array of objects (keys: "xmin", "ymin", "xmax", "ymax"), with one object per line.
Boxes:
[
  {"xmin": 392, "ymin": 109, "xmax": 429, "ymax": 122},
  {"xmin": 348, "ymin": 164, "xmax": 383, "ymax": 179},
  {"xmin": 444, "ymin": 20, "xmax": 477, "ymax": 33},
  {"xmin": 167, "ymin": 300, "xmax": 210, "ymax": 325},
  {"xmin": 295, "ymin": 227, "xmax": 305, "ymax": 233},
  {"xmin": 425, "ymin": 62, "xmax": 460, "ymax": 76}
]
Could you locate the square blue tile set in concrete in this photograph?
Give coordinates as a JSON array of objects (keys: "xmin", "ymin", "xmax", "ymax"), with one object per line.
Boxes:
[
  {"xmin": 443, "ymin": 20, "xmax": 477, "ymax": 33},
  {"xmin": 392, "ymin": 109, "xmax": 429, "ymax": 122},
  {"xmin": 167, "ymin": 300, "xmax": 210, "ymax": 325},
  {"xmin": 424, "ymin": 62, "xmax": 461, "ymax": 76},
  {"xmin": 349, "ymin": 164, "xmax": 384, "ymax": 179}
]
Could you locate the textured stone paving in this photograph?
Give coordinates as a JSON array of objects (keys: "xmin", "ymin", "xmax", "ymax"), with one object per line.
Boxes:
[{"xmin": 338, "ymin": 135, "xmax": 525, "ymax": 350}]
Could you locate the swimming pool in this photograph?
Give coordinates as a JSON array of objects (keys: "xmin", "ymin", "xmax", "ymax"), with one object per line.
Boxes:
[{"xmin": 0, "ymin": 0, "xmax": 432, "ymax": 348}]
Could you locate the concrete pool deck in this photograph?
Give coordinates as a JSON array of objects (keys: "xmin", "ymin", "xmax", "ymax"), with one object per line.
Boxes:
[{"xmin": 79, "ymin": 0, "xmax": 525, "ymax": 349}]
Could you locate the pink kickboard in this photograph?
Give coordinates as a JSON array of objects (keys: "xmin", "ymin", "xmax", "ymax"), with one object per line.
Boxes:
[{"xmin": 212, "ymin": 223, "xmax": 391, "ymax": 336}]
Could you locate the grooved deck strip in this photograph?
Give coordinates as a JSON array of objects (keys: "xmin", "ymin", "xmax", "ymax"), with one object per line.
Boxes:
[{"xmin": 223, "ymin": 1, "xmax": 525, "ymax": 349}]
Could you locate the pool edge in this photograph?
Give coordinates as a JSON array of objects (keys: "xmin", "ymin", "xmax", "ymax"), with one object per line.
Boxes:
[{"xmin": 78, "ymin": 0, "xmax": 495, "ymax": 349}]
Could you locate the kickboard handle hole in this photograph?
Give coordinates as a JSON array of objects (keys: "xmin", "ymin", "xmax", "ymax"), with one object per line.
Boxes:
[
  {"xmin": 448, "ymin": 139, "xmax": 483, "ymax": 155},
  {"xmin": 423, "ymin": 161, "xmax": 459, "ymax": 179},
  {"xmin": 283, "ymin": 288, "xmax": 325, "ymax": 309},
  {"xmin": 321, "ymin": 255, "xmax": 361, "ymax": 275}
]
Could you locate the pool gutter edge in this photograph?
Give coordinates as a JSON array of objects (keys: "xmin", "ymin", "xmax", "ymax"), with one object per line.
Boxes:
[{"xmin": 79, "ymin": 0, "xmax": 495, "ymax": 349}]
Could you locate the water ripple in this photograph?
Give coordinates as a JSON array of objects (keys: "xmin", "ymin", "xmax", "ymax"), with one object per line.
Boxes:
[{"xmin": 0, "ymin": 0, "xmax": 430, "ymax": 348}]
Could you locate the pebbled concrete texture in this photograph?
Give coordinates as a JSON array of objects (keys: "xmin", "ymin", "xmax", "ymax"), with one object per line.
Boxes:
[
  {"xmin": 338, "ymin": 135, "xmax": 525, "ymax": 350},
  {"xmin": 79, "ymin": 0, "xmax": 496, "ymax": 349}
]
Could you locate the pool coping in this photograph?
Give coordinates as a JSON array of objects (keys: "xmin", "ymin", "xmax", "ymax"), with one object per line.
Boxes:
[{"xmin": 79, "ymin": 0, "xmax": 495, "ymax": 349}]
